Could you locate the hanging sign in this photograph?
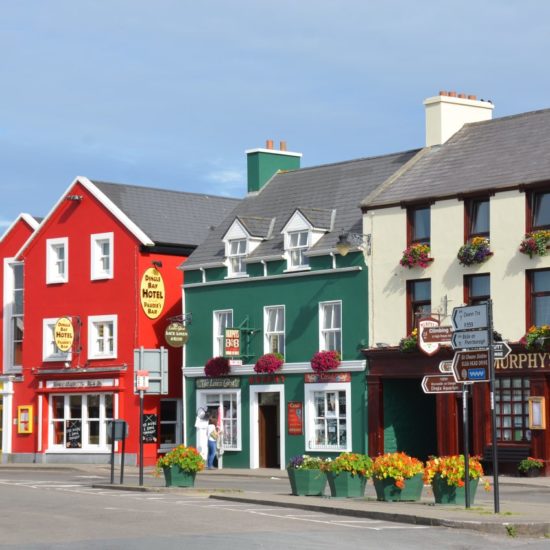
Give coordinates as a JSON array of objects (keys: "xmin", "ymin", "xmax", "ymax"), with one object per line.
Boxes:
[
  {"xmin": 224, "ymin": 328, "xmax": 241, "ymax": 357},
  {"xmin": 288, "ymin": 402, "xmax": 303, "ymax": 435},
  {"xmin": 418, "ymin": 317, "xmax": 441, "ymax": 356},
  {"xmin": 54, "ymin": 317, "xmax": 74, "ymax": 352},
  {"xmin": 165, "ymin": 322, "xmax": 189, "ymax": 348},
  {"xmin": 140, "ymin": 267, "xmax": 165, "ymax": 319}
]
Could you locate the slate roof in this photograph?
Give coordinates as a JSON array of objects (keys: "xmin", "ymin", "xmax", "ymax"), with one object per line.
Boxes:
[
  {"xmin": 92, "ymin": 180, "xmax": 240, "ymax": 247},
  {"xmin": 362, "ymin": 108, "xmax": 550, "ymax": 209},
  {"xmin": 237, "ymin": 216, "xmax": 275, "ymax": 239},
  {"xmin": 182, "ymin": 149, "xmax": 419, "ymax": 269}
]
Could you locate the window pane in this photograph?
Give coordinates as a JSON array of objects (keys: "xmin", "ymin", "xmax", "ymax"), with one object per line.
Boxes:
[
  {"xmin": 88, "ymin": 421, "xmax": 100, "ymax": 445},
  {"xmin": 88, "ymin": 395, "xmax": 100, "ymax": 419},
  {"xmin": 412, "ymin": 208, "xmax": 430, "ymax": 242},
  {"xmin": 105, "ymin": 395, "xmax": 113, "ymax": 419},
  {"xmin": 534, "ymin": 192, "xmax": 550, "ymax": 228},
  {"xmin": 52, "ymin": 396, "xmax": 65, "ymax": 419},
  {"xmin": 534, "ymin": 270, "xmax": 550, "ymax": 292},
  {"xmin": 469, "ymin": 275, "xmax": 490, "ymax": 298},
  {"xmin": 69, "ymin": 396, "xmax": 81, "ymax": 418},
  {"xmin": 161, "ymin": 400, "xmax": 177, "ymax": 421},
  {"xmin": 471, "ymin": 200, "xmax": 490, "ymax": 235},
  {"xmin": 535, "ymin": 296, "xmax": 550, "ymax": 326},
  {"xmin": 53, "ymin": 421, "xmax": 64, "ymax": 444},
  {"xmin": 160, "ymin": 423, "xmax": 177, "ymax": 445},
  {"xmin": 413, "ymin": 280, "xmax": 431, "ymax": 301}
]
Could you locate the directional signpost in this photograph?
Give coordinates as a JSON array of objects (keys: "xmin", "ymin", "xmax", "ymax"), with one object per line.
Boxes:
[
  {"xmin": 451, "ymin": 329, "xmax": 489, "ymax": 350},
  {"xmin": 422, "ymin": 326, "xmax": 452, "ymax": 343},
  {"xmin": 439, "ymin": 360, "xmax": 453, "ymax": 374},
  {"xmin": 451, "ymin": 303, "xmax": 488, "ymax": 331},
  {"xmin": 452, "ymin": 350, "xmax": 490, "ymax": 382},
  {"xmin": 422, "ymin": 375, "xmax": 462, "ymax": 394},
  {"xmin": 493, "ymin": 341, "xmax": 512, "ymax": 360}
]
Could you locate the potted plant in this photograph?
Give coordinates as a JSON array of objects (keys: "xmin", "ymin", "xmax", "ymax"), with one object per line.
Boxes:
[
  {"xmin": 457, "ymin": 237, "xmax": 493, "ymax": 266},
  {"xmin": 310, "ymin": 350, "xmax": 341, "ymax": 372},
  {"xmin": 156, "ymin": 445, "xmax": 205, "ymax": 487},
  {"xmin": 322, "ymin": 452, "xmax": 373, "ymax": 497},
  {"xmin": 518, "ymin": 457, "xmax": 544, "ymax": 477},
  {"xmin": 372, "ymin": 452, "xmax": 425, "ymax": 501},
  {"xmin": 254, "ymin": 352, "xmax": 284, "ymax": 374},
  {"xmin": 287, "ymin": 454, "xmax": 327, "ymax": 496},
  {"xmin": 519, "ymin": 230, "xmax": 550, "ymax": 258},
  {"xmin": 399, "ymin": 329, "xmax": 418, "ymax": 353},
  {"xmin": 424, "ymin": 454, "xmax": 486, "ymax": 505},
  {"xmin": 400, "ymin": 243, "xmax": 433, "ymax": 269},
  {"xmin": 204, "ymin": 356, "xmax": 230, "ymax": 377},
  {"xmin": 522, "ymin": 325, "xmax": 550, "ymax": 351}
]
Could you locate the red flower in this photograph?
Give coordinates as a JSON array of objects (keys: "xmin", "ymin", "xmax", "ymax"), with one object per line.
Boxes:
[
  {"xmin": 254, "ymin": 353, "xmax": 284, "ymax": 374},
  {"xmin": 204, "ymin": 356, "xmax": 230, "ymax": 377},
  {"xmin": 310, "ymin": 350, "xmax": 341, "ymax": 372}
]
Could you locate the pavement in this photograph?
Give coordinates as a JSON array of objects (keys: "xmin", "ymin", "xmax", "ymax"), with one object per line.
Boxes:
[{"xmin": 2, "ymin": 463, "xmax": 550, "ymax": 538}]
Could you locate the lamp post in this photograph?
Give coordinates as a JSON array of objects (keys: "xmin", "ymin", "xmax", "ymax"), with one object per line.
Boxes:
[{"xmin": 335, "ymin": 232, "xmax": 371, "ymax": 256}]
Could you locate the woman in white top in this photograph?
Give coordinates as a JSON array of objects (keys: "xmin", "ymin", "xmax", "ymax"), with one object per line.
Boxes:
[{"xmin": 207, "ymin": 416, "xmax": 218, "ymax": 469}]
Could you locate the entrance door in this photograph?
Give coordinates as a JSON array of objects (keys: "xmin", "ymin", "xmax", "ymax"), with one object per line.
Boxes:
[{"xmin": 258, "ymin": 393, "xmax": 280, "ymax": 468}]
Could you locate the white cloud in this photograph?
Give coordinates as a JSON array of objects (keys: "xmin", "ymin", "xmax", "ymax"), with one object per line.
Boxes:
[
  {"xmin": 0, "ymin": 218, "xmax": 12, "ymax": 228},
  {"xmin": 206, "ymin": 169, "xmax": 245, "ymax": 196}
]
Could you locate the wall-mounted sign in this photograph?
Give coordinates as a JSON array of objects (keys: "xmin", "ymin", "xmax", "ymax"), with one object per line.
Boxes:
[
  {"xmin": 304, "ymin": 372, "xmax": 351, "ymax": 384},
  {"xmin": 17, "ymin": 405, "xmax": 33, "ymax": 434},
  {"xmin": 165, "ymin": 322, "xmax": 189, "ymax": 348},
  {"xmin": 46, "ymin": 379, "xmax": 115, "ymax": 389},
  {"xmin": 288, "ymin": 402, "xmax": 303, "ymax": 435},
  {"xmin": 140, "ymin": 267, "xmax": 165, "ymax": 319},
  {"xmin": 196, "ymin": 377, "xmax": 240, "ymax": 389},
  {"xmin": 418, "ymin": 317, "xmax": 441, "ymax": 356},
  {"xmin": 54, "ymin": 317, "xmax": 74, "ymax": 352},
  {"xmin": 66, "ymin": 419, "xmax": 82, "ymax": 448},
  {"xmin": 224, "ymin": 328, "xmax": 241, "ymax": 357},
  {"xmin": 142, "ymin": 414, "xmax": 158, "ymax": 443}
]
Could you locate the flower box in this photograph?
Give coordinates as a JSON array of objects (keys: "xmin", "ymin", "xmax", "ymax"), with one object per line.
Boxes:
[
  {"xmin": 400, "ymin": 244, "xmax": 434, "ymax": 269},
  {"xmin": 519, "ymin": 230, "xmax": 550, "ymax": 258},
  {"xmin": 372, "ymin": 452, "xmax": 424, "ymax": 501},
  {"xmin": 523, "ymin": 326, "xmax": 550, "ymax": 351},
  {"xmin": 457, "ymin": 237, "xmax": 493, "ymax": 266},
  {"xmin": 287, "ymin": 468, "xmax": 327, "ymax": 496},
  {"xmin": 310, "ymin": 350, "xmax": 341, "ymax": 372},
  {"xmin": 518, "ymin": 457, "xmax": 544, "ymax": 476},
  {"xmin": 156, "ymin": 444, "xmax": 205, "ymax": 487},
  {"xmin": 254, "ymin": 353, "xmax": 284, "ymax": 374},
  {"xmin": 204, "ymin": 356, "xmax": 230, "ymax": 377},
  {"xmin": 431, "ymin": 474, "xmax": 479, "ymax": 505},
  {"xmin": 373, "ymin": 472, "xmax": 424, "ymax": 502},
  {"xmin": 326, "ymin": 471, "xmax": 367, "ymax": 498},
  {"xmin": 322, "ymin": 452, "xmax": 372, "ymax": 497},
  {"xmin": 162, "ymin": 465, "xmax": 197, "ymax": 488}
]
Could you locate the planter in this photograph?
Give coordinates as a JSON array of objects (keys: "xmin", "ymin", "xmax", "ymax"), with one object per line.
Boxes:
[
  {"xmin": 162, "ymin": 465, "xmax": 196, "ymax": 487},
  {"xmin": 373, "ymin": 473, "xmax": 424, "ymax": 502},
  {"xmin": 522, "ymin": 468, "xmax": 542, "ymax": 478},
  {"xmin": 326, "ymin": 471, "xmax": 367, "ymax": 498},
  {"xmin": 431, "ymin": 475, "xmax": 478, "ymax": 505},
  {"xmin": 287, "ymin": 468, "xmax": 327, "ymax": 496}
]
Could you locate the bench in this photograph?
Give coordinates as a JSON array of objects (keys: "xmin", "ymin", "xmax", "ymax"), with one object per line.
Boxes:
[{"xmin": 482, "ymin": 445, "xmax": 530, "ymax": 475}]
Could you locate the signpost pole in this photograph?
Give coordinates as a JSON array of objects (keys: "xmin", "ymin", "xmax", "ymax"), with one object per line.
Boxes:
[
  {"xmin": 463, "ymin": 383, "xmax": 470, "ymax": 509},
  {"xmin": 487, "ymin": 299, "xmax": 500, "ymax": 513},
  {"xmin": 110, "ymin": 421, "xmax": 115, "ymax": 485},
  {"xmin": 120, "ymin": 425, "xmax": 126, "ymax": 485},
  {"xmin": 139, "ymin": 389, "xmax": 144, "ymax": 487}
]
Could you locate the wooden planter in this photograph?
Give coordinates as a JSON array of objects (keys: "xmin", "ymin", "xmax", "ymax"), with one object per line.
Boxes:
[
  {"xmin": 287, "ymin": 468, "xmax": 327, "ymax": 496},
  {"xmin": 326, "ymin": 471, "xmax": 367, "ymax": 498},
  {"xmin": 431, "ymin": 475, "xmax": 478, "ymax": 505},
  {"xmin": 162, "ymin": 466, "xmax": 196, "ymax": 487},
  {"xmin": 373, "ymin": 473, "xmax": 424, "ymax": 502}
]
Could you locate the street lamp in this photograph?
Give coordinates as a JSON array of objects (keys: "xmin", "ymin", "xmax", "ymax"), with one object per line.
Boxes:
[{"xmin": 335, "ymin": 232, "xmax": 371, "ymax": 256}]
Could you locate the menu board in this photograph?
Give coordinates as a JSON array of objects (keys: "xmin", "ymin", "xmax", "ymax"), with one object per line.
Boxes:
[
  {"xmin": 142, "ymin": 414, "xmax": 158, "ymax": 443},
  {"xmin": 66, "ymin": 419, "xmax": 82, "ymax": 448},
  {"xmin": 287, "ymin": 402, "xmax": 303, "ymax": 435}
]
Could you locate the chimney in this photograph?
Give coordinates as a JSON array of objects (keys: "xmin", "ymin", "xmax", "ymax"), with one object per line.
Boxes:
[
  {"xmin": 245, "ymin": 139, "xmax": 302, "ymax": 193},
  {"xmin": 424, "ymin": 91, "xmax": 494, "ymax": 146}
]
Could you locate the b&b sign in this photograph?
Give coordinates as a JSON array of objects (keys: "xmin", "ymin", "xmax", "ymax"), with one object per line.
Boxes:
[{"xmin": 224, "ymin": 328, "xmax": 241, "ymax": 357}]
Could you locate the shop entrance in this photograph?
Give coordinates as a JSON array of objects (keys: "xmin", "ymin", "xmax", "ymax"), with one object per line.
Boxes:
[
  {"xmin": 0, "ymin": 397, "xmax": 3, "ymax": 456},
  {"xmin": 258, "ymin": 392, "xmax": 280, "ymax": 468}
]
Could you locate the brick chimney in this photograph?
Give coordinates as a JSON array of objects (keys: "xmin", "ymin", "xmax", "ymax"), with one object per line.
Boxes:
[
  {"xmin": 245, "ymin": 139, "xmax": 302, "ymax": 193},
  {"xmin": 424, "ymin": 91, "xmax": 494, "ymax": 146}
]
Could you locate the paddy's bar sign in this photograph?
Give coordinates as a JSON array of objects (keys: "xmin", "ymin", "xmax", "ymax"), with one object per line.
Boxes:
[
  {"xmin": 140, "ymin": 267, "xmax": 165, "ymax": 319},
  {"xmin": 54, "ymin": 317, "xmax": 74, "ymax": 352},
  {"xmin": 224, "ymin": 328, "xmax": 241, "ymax": 357},
  {"xmin": 496, "ymin": 352, "xmax": 550, "ymax": 372}
]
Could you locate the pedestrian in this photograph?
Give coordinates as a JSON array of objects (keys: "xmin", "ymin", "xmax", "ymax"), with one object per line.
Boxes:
[{"xmin": 207, "ymin": 415, "xmax": 219, "ymax": 469}]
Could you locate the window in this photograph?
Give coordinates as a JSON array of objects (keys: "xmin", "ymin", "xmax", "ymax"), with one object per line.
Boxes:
[
  {"xmin": 88, "ymin": 315, "xmax": 117, "ymax": 359},
  {"xmin": 46, "ymin": 238, "xmax": 68, "ymax": 284},
  {"xmin": 42, "ymin": 318, "xmax": 72, "ymax": 362},
  {"xmin": 495, "ymin": 377, "xmax": 531, "ymax": 442},
  {"xmin": 50, "ymin": 393, "xmax": 113, "ymax": 449},
  {"xmin": 160, "ymin": 399, "xmax": 181, "ymax": 448},
  {"xmin": 264, "ymin": 306, "xmax": 285, "ymax": 355},
  {"xmin": 528, "ymin": 269, "xmax": 550, "ymax": 327},
  {"xmin": 91, "ymin": 233, "xmax": 114, "ymax": 280},
  {"xmin": 465, "ymin": 274, "xmax": 490, "ymax": 305},
  {"xmin": 288, "ymin": 230, "xmax": 310, "ymax": 269},
  {"xmin": 227, "ymin": 239, "xmax": 247, "ymax": 277},
  {"xmin": 408, "ymin": 206, "xmax": 430, "ymax": 244},
  {"xmin": 213, "ymin": 310, "xmax": 233, "ymax": 356},
  {"xmin": 467, "ymin": 198, "xmax": 490, "ymax": 239},
  {"xmin": 5, "ymin": 261, "xmax": 24, "ymax": 369},
  {"xmin": 408, "ymin": 279, "xmax": 431, "ymax": 332},
  {"xmin": 320, "ymin": 301, "xmax": 342, "ymax": 352},
  {"xmin": 197, "ymin": 390, "xmax": 241, "ymax": 450},
  {"xmin": 305, "ymin": 382, "xmax": 351, "ymax": 452},
  {"xmin": 531, "ymin": 191, "xmax": 550, "ymax": 230}
]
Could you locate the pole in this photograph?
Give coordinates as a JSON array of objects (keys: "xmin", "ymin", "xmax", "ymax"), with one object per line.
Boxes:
[
  {"xmin": 110, "ymin": 421, "xmax": 115, "ymax": 485},
  {"xmin": 120, "ymin": 422, "xmax": 126, "ymax": 485},
  {"xmin": 463, "ymin": 383, "xmax": 470, "ymax": 509},
  {"xmin": 487, "ymin": 299, "xmax": 500, "ymax": 513},
  {"xmin": 139, "ymin": 390, "xmax": 144, "ymax": 487}
]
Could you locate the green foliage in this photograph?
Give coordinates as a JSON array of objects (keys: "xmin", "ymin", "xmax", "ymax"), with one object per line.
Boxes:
[
  {"xmin": 322, "ymin": 452, "xmax": 373, "ymax": 477},
  {"xmin": 156, "ymin": 445, "xmax": 205, "ymax": 474}
]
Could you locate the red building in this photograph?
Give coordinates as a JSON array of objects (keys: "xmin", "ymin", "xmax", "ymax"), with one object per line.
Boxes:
[{"xmin": 6, "ymin": 177, "xmax": 238, "ymax": 465}]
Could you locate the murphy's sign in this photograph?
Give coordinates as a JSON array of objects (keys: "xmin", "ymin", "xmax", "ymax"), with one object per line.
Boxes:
[
  {"xmin": 496, "ymin": 352, "xmax": 550, "ymax": 372},
  {"xmin": 140, "ymin": 267, "xmax": 165, "ymax": 319}
]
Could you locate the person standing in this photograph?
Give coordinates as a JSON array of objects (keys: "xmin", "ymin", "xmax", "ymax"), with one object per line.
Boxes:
[
  {"xmin": 194, "ymin": 407, "xmax": 209, "ymax": 462},
  {"xmin": 207, "ymin": 416, "xmax": 218, "ymax": 469}
]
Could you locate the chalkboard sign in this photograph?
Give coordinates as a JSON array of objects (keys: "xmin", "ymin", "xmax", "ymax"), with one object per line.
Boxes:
[
  {"xmin": 142, "ymin": 414, "xmax": 157, "ymax": 443},
  {"xmin": 66, "ymin": 419, "xmax": 82, "ymax": 448}
]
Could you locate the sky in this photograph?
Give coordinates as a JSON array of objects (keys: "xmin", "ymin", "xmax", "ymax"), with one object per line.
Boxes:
[{"xmin": 1, "ymin": 1, "xmax": 550, "ymax": 227}]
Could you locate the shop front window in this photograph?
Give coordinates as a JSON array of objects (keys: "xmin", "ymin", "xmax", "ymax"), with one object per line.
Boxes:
[
  {"xmin": 495, "ymin": 377, "xmax": 531, "ymax": 442},
  {"xmin": 160, "ymin": 399, "xmax": 181, "ymax": 448},
  {"xmin": 197, "ymin": 390, "xmax": 240, "ymax": 450}
]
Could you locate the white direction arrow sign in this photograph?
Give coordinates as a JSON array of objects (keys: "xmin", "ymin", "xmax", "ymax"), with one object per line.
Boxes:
[
  {"xmin": 493, "ymin": 341, "xmax": 512, "ymax": 360},
  {"xmin": 451, "ymin": 329, "xmax": 490, "ymax": 350},
  {"xmin": 451, "ymin": 304, "xmax": 488, "ymax": 331},
  {"xmin": 439, "ymin": 360, "xmax": 453, "ymax": 374}
]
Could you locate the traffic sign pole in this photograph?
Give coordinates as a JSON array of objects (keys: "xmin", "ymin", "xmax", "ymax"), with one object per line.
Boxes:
[
  {"xmin": 463, "ymin": 384, "xmax": 470, "ymax": 509},
  {"xmin": 139, "ymin": 389, "xmax": 144, "ymax": 487},
  {"xmin": 488, "ymin": 299, "xmax": 500, "ymax": 513}
]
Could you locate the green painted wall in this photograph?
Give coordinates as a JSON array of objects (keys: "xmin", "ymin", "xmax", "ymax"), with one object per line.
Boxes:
[{"xmin": 247, "ymin": 151, "xmax": 301, "ymax": 193}]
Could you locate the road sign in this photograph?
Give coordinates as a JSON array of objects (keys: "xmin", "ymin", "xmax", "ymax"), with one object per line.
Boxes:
[
  {"xmin": 418, "ymin": 317, "xmax": 441, "ymax": 356},
  {"xmin": 451, "ymin": 329, "xmax": 490, "ymax": 350},
  {"xmin": 422, "ymin": 375, "xmax": 462, "ymax": 394},
  {"xmin": 422, "ymin": 326, "xmax": 452, "ymax": 343},
  {"xmin": 452, "ymin": 350, "xmax": 490, "ymax": 383},
  {"xmin": 451, "ymin": 304, "xmax": 488, "ymax": 331},
  {"xmin": 439, "ymin": 360, "xmax": 453, "ymax": 374},
  {"xmin": 136, "ymin": 370, "xmax": 150, "ymax": 391},
  {"xmin": 493, "ymin": 341, "xmax": 512, "ymax": 360}
]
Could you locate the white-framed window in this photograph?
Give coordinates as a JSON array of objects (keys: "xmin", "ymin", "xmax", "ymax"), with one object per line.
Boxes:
[
  {"xmin": 43, "ymin": 318, "xmax": 72, "ymax": 362},
  {"xmin": 288, "ymin": 230, "xmax": 309, "ymax": 269},
  {"xmin": 213, "ymin": 310, "xmax": 233, "ymax": 356},
  {"xmin": 3, "ymin": 260, "xmax": 24, "ymax": 371},
  {"xmin": 197, "ymin": 390, "xmax": 241, "ymax": 451},
  {"xmin": 227, "ymin": 238, "xmax": 247, "ymax": 277},
  {"xmin": 49, "ymin": 393, "xmax": 113, "ymax": 450},
  {"xmin": 264, "ymin": 305, "xmax": 285, "ymax": 355},
  {"xmin": 46, "ymin": 237, "xmax": 68, "ymax": 284},
  {"xmin": 88, "ymin": 315, "xmax": 117, "ymax": 359},
  {"xmin": 305, "ymin": 382, "xmax": 351, "ymax": 452},
  {"xmin": 91, "ymin": 233, "xmax": 114, "ymax": 280},
  {"xmin": 159, "ymin": 399, "xmax": 182, "ymax": 450},
  {"xmin": 319, "ymin": 301, "xmax": 342, "ymax": 352}
]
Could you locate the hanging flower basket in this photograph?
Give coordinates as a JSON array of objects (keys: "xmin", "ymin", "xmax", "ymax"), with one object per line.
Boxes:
[
  {"xmin": 204, "ymin": 356, "xmax": 230, "ymax": 377},
  {"xmin": 523, "ymin": 325, "xmax": 550, "ymax": 351},
  {"xmin": 310, "ymin": 350, "xmax": 341, "ymax": 372},
  {"xmin": 254, "ymin": 353, "xmax": 284, "ymax": 374},
  {"xmin": 519, "ymin": 230, "xmax": 550, "ymax": 258},
  {"xmin": 400, "ymin": 243, "xmax": 434, "ymax": 269},
  {"xmin": 457, "ymin": 237, "xmax": 493, "ymax": 266},
  {"xmin": 399, "ymin": 329, "xmax": 418, "ymax": 352}
]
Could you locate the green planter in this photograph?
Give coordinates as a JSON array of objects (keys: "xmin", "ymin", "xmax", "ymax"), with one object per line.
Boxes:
[
  {"xmin": 287, "ymin": 468, "xmax": 327, "ymax": 496},
  {"xmin": 162, "ymin": 466, "xmax": 196, "ymax": 487},
  {"xmin": 326, "ymin": 471, "xmax": 367, "ymax": 498},
  {"xmin": 373, "ymin": 473, "xmax": 424, "ymax": 502},
  {"xmin": 431, "ymin": 475, "xmax": 479, "ymax": 505}
]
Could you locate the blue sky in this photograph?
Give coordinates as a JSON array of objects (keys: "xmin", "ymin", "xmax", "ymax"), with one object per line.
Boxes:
[{"xmin": 1, "ymin": 1, "xmax": 550, "ymax": 227}]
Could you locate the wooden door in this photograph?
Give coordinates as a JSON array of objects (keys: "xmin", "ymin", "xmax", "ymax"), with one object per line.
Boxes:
[{"xmin": 259, "ymin": 404, "xmax": 279, "ymax": 468}]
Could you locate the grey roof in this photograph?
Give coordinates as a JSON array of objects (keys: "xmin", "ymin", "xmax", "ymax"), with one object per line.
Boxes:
[
  {"xmin": 182, "ymin": 149, "xmax": 419, "ymax": 269},
  {"xmin": 92, "ymin": 180, "xmax": 240, "ymax": 247},
  {"xmin": 362, "ymin": 108, "xmax": 550, "ymax": 208},
  {"xmin": 295, "ymin": 207, "xmax": 334, "ymax": 230},
  {"xmin": 237, "ymin": 216, "xmax": 275, "ymax": 238}
]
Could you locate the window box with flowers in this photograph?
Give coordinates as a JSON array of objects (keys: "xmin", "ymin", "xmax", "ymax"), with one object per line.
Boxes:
[
  {"xmin": 457, "ymin": 237, "xmax": 493, "ymax": 266},
  {"xmin": 204, "ymin": 356, "xmax": 230, "ymax": 377},
  {"xmin": 310, "ymin": 350, "xmax": 341, "ymax": 372},
  {"xmin": 155, "ymin": 445, "xmax": 205, "ymax": 487},
  {"xmin": 518, "ymin": 457, "xmax": 544, "ymax": 477},
  {"xmin": 322, "ymin": 452, "xmax": 373, "ymax": 498},
  {"xmin": 400, "ymin": 244, "xmax": 434, "ymax": 269},
  {"xmin": 519, "ymin": 230, "xmax": 550, "ymax": 258},
  {"xmin": 372, "ymin": 452, "xmax": 425, "ymax": 502},
  {"xmin": 522, "ymin": 325, "xmax": 550, "ymax": 351},
  {"xmin": 254, "ymin": 353, "xmax": 284, "ymax": 374},
  {"xmin": 287, "ymin": 454, "xmax": 327, "ymax": 496},
  {"xmin": 399, "ymin": 329, "xmax": 418, "ymax": 353}
]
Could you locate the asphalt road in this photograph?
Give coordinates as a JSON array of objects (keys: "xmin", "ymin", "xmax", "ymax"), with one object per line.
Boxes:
[{"xmin": 1, "ymin": 470, "xmax": 550, "ymax": 549}]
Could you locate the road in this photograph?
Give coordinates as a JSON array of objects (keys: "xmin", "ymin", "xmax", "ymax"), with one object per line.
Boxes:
[{"xmin": 0, "ymin": 470, "xmax": 549, "ymax": 549}]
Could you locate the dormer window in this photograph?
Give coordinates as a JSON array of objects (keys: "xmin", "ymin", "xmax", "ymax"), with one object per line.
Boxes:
[
  {"xmin": 228, "ymin": 238, "xmax": 247, "ymax": 276},
  {"xmin": 223, "ymin": 218, "xmax": 266, "ymax": 279},
  {"xmin": 289, "ymin": 230, "xmax": 309, "ymax": 268}
]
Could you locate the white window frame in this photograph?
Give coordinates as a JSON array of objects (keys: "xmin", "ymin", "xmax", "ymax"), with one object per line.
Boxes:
[
  {"xmin": 90, "ymin": 232, "xmax": 114, "ymax": 280},
  {"xmin": 213, "ymin": 309, "xmax": 233, "ymax": 357},
  {"xmin": 159, "ymin": 398, "xmax": 182, "ymax": 451},
  {"xmin": 196, "ymin": 389, "xmax": 242, "ymax": 451},
  {"xmin": 264, "ymin": 305, "xmax": 285, "ymax": 355},
  {"xmin": 88, "ymin": 315, "xmax": 118, "ymax": 360},
  {"xmin": 3, "ymin": 259, "xmax": 24, "ymax": 372},
  {"xmin": 46, "ymin": 237, "xmax": 68, "ymax": 284},
  {"xmin": 227, "ymin": 238, "xmax": 248, "ymax": 278},
  {"xmin": 42, "ymin": 318, "xmax": 72, "ymax": 362},
  {"xmin": 287, "ymin": 230, "xmax": 310, "ymax": 270},
  {"xmin": 319, "ymin": 300, "xmax": 342, "ymax": 353},
  {"xmin": 304, "ymin": 382, "xmax": 351, "ymax": 452}
]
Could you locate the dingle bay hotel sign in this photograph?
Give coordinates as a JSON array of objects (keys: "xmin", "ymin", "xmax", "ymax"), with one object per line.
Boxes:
[
  {"xmin": 140, "ymin": 267, "xmax": 165, "ymax": 319},
  {"xmin": 496, "ymin": 352, "xmax": 550, "ymax": 372}
]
